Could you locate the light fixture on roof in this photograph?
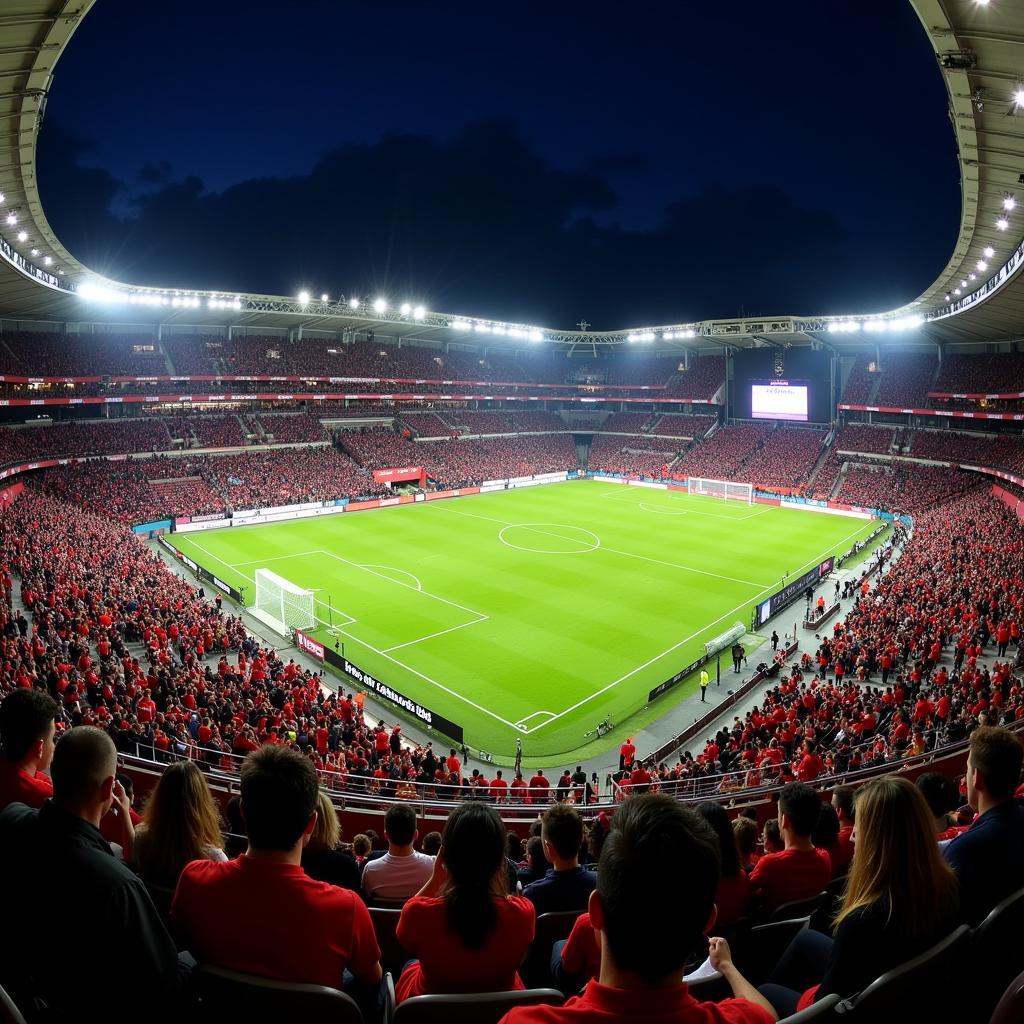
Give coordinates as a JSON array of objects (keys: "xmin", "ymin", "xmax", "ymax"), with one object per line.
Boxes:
[
  {"xmin": 0, "ymin": 192, "xmax": 5, "ymax": 204},
  {"xmin": 529, "ymin": 329, "xmax": 543, "ymax": 342},
  {"xmin": 961, "ymin": 280, "xmax": 968, "ymax": 287},
  {"xmin": 954, "ymin": 288, "xmax": 961, "ymax": 295},
  {"xmin": 349, "ymin": 296, "xmax": 360, "ymax": 309},
  {"xmin": 320, "ymin": 293, "xmax": 329, "ymax": 302},
  {"xmin": 297, "ymin": 290, "xmax": 310, "ymax": 305},
  {"xmin": 945, "ymin": 293, "xmax": 951, "ymax": 301},
  {"xmin": 1015, "ymin": 90, "xmax": 1024, "ymax": 109},
  {"xmin": 996, "ymin": 217, "xmax": 1010, "ymax": 231},
  {"xmin": 983, "ymin": 245, "xmax": 995, "ymax": 258},
  {"xmin": 373, "ymin": 297, "xmax": 387, "ymax": 313},
  {"xmin": 413, "ymin": 305, "xmax": 426, "ymax": 320},
  {"xmin": 399, "ymin": 302, "xmax": 411, "ymax": 315},
  {"xmin": 475, "ymin": 322, "xmax": 491, "ymax": 333},
  {"xmin": 16, "ymin": 230, "xmax": 27, "ymax": 242},
  {"xmin": 29, "ymin": 248, "xmax": 38, "ymax": 257},
  {"xmin": 1004, "ymin": 194, "xmax": 1017, "ymax": 210},
  {"xmin": 5, "ymin": 212, "xmax": 15, "ymax": 226},
  {"xmin": 969, "ymin": 273, "xmax": 977, "ymax": 281},
  {"xmin": 977, "ymin": 259, "xmax": 988, "ymax": 271},
  {"xmin": 451, "ymin": 319, "xmax": 471, "ymax": 330}
]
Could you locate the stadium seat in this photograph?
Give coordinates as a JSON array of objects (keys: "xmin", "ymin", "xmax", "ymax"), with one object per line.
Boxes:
[
  {"xmin": 778, "ymin": 993, "xmax": 841, "ymax": 1022},
  {"xmin": 833, "ymin": 925, "xmax": 969, "ymax": 1020},
  {"xmin": 520, "ymin": 910, "xmax": 581, "ymax": 987},
  {"xmin": 392, "ymin": 988, "xmax": 563, "ymax": 1024},
  {"xmin": 369, "ymin": 907, "xmax": 411, "ymax": 976},
  {"xmin": 767, "ymin": 893, "xmax": 829, "ymax": 923},
  {"xmin": 195, "ymin": 965, "xmax": 364, "ymax": 1023},
  {"xmin": 990, "ymin": 969, "xmax": 1024, "ymax": 1024},
  {"xmin": 734, "ymin": 916, "xmax": 811, "ymax": 986},
  {"xmin": 0, "ymin": 984, "xmax": 27, "ymax": 1024},
  {"xmin": 968, "ymin": 886, "xmax": 1024, "ymax": 1023}
]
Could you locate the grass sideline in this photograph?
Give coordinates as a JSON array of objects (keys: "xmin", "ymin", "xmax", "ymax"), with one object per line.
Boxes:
[{"xmin": 170, "ymin": 479, "xmax": 879, "ymax": 762}]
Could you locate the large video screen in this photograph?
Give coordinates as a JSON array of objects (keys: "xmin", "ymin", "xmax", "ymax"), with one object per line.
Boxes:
[{"xmin": 750, "ymin": 380, "xmax": 809, "ymax": 422}]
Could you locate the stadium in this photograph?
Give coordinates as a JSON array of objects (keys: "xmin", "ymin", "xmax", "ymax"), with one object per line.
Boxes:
[{"xmin": 0, "ymin": 1, "xmax": 1022, "ymax": 1022}]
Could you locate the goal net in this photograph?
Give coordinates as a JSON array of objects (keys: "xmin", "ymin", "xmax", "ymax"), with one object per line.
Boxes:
[
  {"xmin": 252, "ymin": 568, "xmax": 316, "ymax": 637},
  {"xmin": 686, "ymin": 477, "xmax": 753, "ymax": 504}
]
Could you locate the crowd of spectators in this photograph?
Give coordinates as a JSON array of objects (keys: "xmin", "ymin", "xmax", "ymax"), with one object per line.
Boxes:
[
  {"xmin": 839, "ymin": 354, "xmax": 877, "ymax": 405},
  {"xmin": 186, "ymin": 414, "xmax": 249, "ymax": 449},
  {"xmin": 424, "ymin": 435, "xmax": 578, "ymax": 485},
  {"xmin": 675, "ymin": 423, "xmax": 772, "ymax": 479},
  {"xmin": 0, "ymin": 332, "xmax": 168, "ymax": 377},
  {"xmin": 597, "ymin": 411, "xmax": 657, "ymax": 433},
  {"xmin": 254, "ymin": 412, "xmax": 329, "ymax": 443},
  {"xmin": 398, "ymin": 411, "xmax": 451, "ymax": 436},
  {"xmin": 908, "ymin": 429, "xmax": 1024, "ymax": 472},
  {"xmin": 664, "ymin": 354, "xmax": 726, "ymax": 399},
  {"xmin": 0, "ymin": 418, "xmax": 173, "ymax": 465},
  {"xmin": 588, "ymin": 436, "xmax": 678, "ymax": 477},
  {"xmin": 873, "ymin": 352, "xmax": 938, "ymax": 408},
  {"xmin": 649, "ymin": 413, "xmax": 717, "ymax": 437},
  {"xmin": 736, "ymin": 428, "xmax": 825, "ymax": 491},
  {"xmin": 836, "ymin": 462, "xmax": 978, "ymax": 515},
  {"xmin": 932, "ymin": 352, "xmax": 1024, "ymax": 395}
]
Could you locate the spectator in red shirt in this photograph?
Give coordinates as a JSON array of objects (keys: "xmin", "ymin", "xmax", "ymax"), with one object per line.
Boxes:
[
  {"xmin": 750, "ymin": 783, "xmax": 831, "ymax": 914},
  {"xmin": 795, "ymin": 739, "xmax": 824, "ymax": 783},
  {"xmin": 618, "ymin": 737, "xmax": 635, "ymax": 772},
  {"xmin": 172, "ymin": 746, "xmax": 382, "ymax": 1014},
  {"xmin": 0, "ymin": 688, "xmax": 58, "ymax": 811},
  {"xmin": 829, "ymin": 786, "xmax": 855, "ymax": 878},
  {"xmin": 698, "ymin": 802, "xmax": 751, "ymax": 928},
  {"xmin": 499, "ymin": 793, "xmax": 775, "ymax": 1024},
  {"xmin": 529, "ymin": 768, "xmax": 552, "ymax": 803},
  {"xmin": 396, "ymin": 802, "xmax": 536, "ymax": 1002}
]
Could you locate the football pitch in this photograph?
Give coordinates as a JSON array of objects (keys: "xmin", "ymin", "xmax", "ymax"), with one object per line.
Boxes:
[{"xmin": 169, "ymin": 479, "xmax": 878, "ymax": 762}]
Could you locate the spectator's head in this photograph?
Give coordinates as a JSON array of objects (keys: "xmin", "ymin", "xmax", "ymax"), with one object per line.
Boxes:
[
  {"xmin": 352, "ymin": 834, "xmax": 371, "ymax": 859},
  {"xmin": 732, "ymin": 815, "xmax": 759, "ymax": 867},
  {"xmin": 832, "ymin": 784, "xmax": 856, "ymax": 825},
  {"xmin": 763, "ymin": 818, "xmax": 783, "ymax": 853},
  {"xmin": 439, "ymin": 802, "xmax": 507, "ymax": 949},
  {"xmin": 778, "ymin": 782, "xmax": 821, "ymax": 842},
  {"xmin": 591, "ymin": 794, "xmax": 719, "ymax": 986},
  {"xmin": 224, "ymin": 794, "xmax": 245, "ymax": 837},
  {"xmin": 137, "ymin": 760, "xmax": 223, "ymax": 885},
  {"xmin": 839, "ymin": 777, "xmax": 958, "ymax": 943},
  {"xmin": 811, "ymin": 802, "xmax": 840, "ymax": 850},
  {"xmin": 506, "ymin": 831, "xmax": 524, "ymax": 862},
  {"xmin": 525, "ymin": 834, "xmax": 548, "ymax": 872},
  {"xmin": 383, "ymin": 802, "xmax": 418, "ymax": 851},
  {"xmin": 239, "ymin": 745, "xmax": 318, "ymax": 853},
  {"xmin": 50, "ymin": 726, "xmax": 117, "ymax": 821},
  {"xmin": 966, "ymin": 726, "xmax": 1024, "ymax": 811},
  {"xmin": 916, "ymin": 772, "xmax": 957, "ymax": 829},
  {"xmin": 0, "ymin": 688, "xmax": 59, "ymax": 770},
  {"xmin": 308, "ymin": 790, "xmax": 340, "ymax": 851},
  {"xmin": 697, "ymin": 801, "xmax": 741, "ymax": 879},
  {"xmin": 541, "ymin": 803, "xmax": 583, "ymax": 868},
  {"xmin": 421, "ymin": 831, "xmax": 442, "ymax": 857}
]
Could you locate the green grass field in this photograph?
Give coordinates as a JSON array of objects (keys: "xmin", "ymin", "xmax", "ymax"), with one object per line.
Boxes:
[{"xmin": 170, "ymin": 479, "xmax": 878, "ymax": 761}]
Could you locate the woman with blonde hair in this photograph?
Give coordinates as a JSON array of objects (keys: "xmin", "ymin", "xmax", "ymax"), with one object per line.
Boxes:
[
  {"xmin": 301, "ymin": 789, "xmax": 359, "ymax": 891},
  {"xmin": 753, "ymin": 775, "xmax": 960, "ymax": 1016},
  {"xmin": 133, "ymin": 761, "xmax": 226, "ymax": 888}
]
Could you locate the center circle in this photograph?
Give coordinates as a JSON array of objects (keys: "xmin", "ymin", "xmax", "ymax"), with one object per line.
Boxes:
[{"xmin": 498, "ymin": 523, "xmax": 601, "ymax": 555}]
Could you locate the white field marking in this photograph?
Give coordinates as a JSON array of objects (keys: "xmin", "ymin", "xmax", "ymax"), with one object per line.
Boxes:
[
  {"xmin": 515, "ymin": 710, "xmax": 557, "ymax": 727},
  {"xmin": 520, "ymin": 520, "xmax": 875, "ymax": 735},
  {"xmin": 382, "ymin": 615, "xmax": 488, "ymax": 653},
  {"xmin": 432, "ymin": 502, "xmax": 770, "ymax": 588},
  {"xmin": 358, "ymin": 564, "xmax": 423, "ymax": 591},
  {"xmin": 639, "ymin": 502, "xmax": 688, "ymax": 516},
  {"xmin": 315, "ymin": 550, "xmax": 487, "ymax": 620},
  {"xmin": 498, "ymin": 523, "xmax": 601, "ymax": 555},
  {"xmin": 235, "ymin": 550, "xmax": 325, "ymax": 566},
  {"xmin": 176, "ymin": 540, "xmax": 358, "ymax": 626},
  {"xmin": 599, "ymin": 486, "xmax": 768, "ymax": 521},
  {"xmin": 173, "ymin": 539, "xmax": 519, "ymax": 731}
]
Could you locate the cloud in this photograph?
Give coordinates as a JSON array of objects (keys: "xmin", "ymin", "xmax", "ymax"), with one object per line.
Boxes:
[
  {"xmin": 36, "ymin": 117, "xmax": 923, "ymax": 325},
  {"xmin": 138, "ymin": 160, "xmax": 173, "ymax": 184}
]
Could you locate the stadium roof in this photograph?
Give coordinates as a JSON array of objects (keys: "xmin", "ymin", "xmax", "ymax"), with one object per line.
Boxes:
[{"xmin": 0, "ymin": 0, "xmax": 1023, "ymax": 350}]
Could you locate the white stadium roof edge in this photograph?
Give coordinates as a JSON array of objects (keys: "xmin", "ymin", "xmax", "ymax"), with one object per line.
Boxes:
[{"xmin": 0, "ymin": 0, "xmax": 1023, "ymax": 351}]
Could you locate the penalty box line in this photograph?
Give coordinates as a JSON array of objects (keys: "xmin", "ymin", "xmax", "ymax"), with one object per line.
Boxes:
[
  {"xmin": 170, "ymin": 538, "xmax": 516, "ymax": 732},
  {"xmin": 518, "ymin": 520, "xmax": 873, "ymax": 736}
]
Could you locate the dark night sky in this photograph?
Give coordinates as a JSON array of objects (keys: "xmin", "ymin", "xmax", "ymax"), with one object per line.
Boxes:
[{"xmin": 38, "ymin": 0, "xmax": 961, "ymax": 329}]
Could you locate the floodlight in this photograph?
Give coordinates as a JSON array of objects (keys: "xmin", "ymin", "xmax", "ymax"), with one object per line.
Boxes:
[
  {"xmin": 373, "ymin": 297, "xmax": 387, "ymax": 313},
  {"xmin": 954, "ymin": 288, "xmax": 961, "ymax": 295},
  {"xmin": 5, "ymin": 212, "xmax": 15, "ymax": 226},
  {"xmin": 399, "ymin": 302, "xmax": 411, "ymax": 315},
  {"xmin": 30, "ymin": 248, "xmax": 38, "ymax": 256},
  {"xmin": 320, "ymin": 293, "xmax": 329, "ymax": 302},
  {"xmin": 997, "ymin": 217, "xmax": 1009, "ymax": 231},
  {"xmin": 0, "ymin": 192, "xmax": 5, "ymax": 204},
  {"xmin": 413, "ymin": 305, "xmax": 426, "ymax": 320},
  {"xmin": 944, "ymin": 294, "xmax": 951, "ymax": 301},
  {"xmin": 1004, "ymin": 195, "xmax": 1017, "ymax": 210},
  {"xmin": 16, "ymin": 230, "xmax": 27, "ymax": 242},
  {"xmin": 298, "ymin": 290, "xmax": 310, "ymax": 305},
  {"xmin": 1014, "ymin": 91, "xmax": 1024, "ymax": 109},
  {"xmin": 969, "ymin": 273, "xmax": 977, "ymax": 281},
  {"xmin": 349, "ymin": 297, "xmax": 360, "ymax": 309},
  {"xmin": 983, "ymin": 245, "xmax": 995, "ymax": 258},
  {"xmin": 976, "ymin": 260, "xmax": 988, "ymax": 271},
  {"xmin": 475, "ymin": 323, "xmax": 491, "ymax": 333},
  {"xmin": 529, "ymin": 329, "xmax": 543, "ymax": 342},
  {"xmin": 961, "ymin": 280, "xmax": 968, "ymax": 287}
]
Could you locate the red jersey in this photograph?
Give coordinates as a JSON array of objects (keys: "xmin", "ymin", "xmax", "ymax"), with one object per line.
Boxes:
[
  {"xmin": 749, "ymin": 847, "xmax": 831, "ymax": 911},
  {"xmin": 560, "ymin": 912, "xmax": 600, "ymax": 983},
  {"xmin": 395, "ymin": 895, "xmax": 535, "ymax": 1002},
  {"xmin": 497, "ymin": 980, "xmax": 773, "ymax": 1024},
  {"xmin": 172, "ymin": 855, "xmax": 380, "ymax": 988},
  {"xmin": 0, "ymin": 759, "xmax": 53, "ymax": 811}
]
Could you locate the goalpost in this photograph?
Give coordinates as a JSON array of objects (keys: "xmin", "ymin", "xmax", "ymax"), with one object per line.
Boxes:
[
  {"xmin": 252, "ymin": 568, "xmax": 316, "ymax": 637},
  {"xmin": 686, "ymin": 477, "xmax": 753, "ymax": 504}
]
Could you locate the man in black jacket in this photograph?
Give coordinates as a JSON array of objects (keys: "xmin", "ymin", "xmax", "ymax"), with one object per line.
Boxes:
[{"xmin": 0, "ymin": 726, "xmax": 189, "ymax": 1022}]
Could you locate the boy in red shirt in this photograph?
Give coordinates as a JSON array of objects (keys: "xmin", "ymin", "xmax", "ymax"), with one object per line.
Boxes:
[
  {"xmin": 0, "ymin": 688, "xmax": 59, "ymax": 811},
  {"xmin": 499, "ymin": 794, "xmax": 774, "ymax": 1024},
  {"xmin": 749, "ymin": 782, "xmax": 831, "ymax": 913}
]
